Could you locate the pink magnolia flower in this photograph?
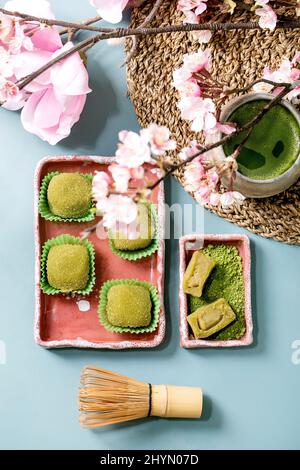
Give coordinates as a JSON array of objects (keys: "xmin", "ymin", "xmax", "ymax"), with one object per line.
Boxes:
[
  {"xmin": 90, "ymin": 0, "xmax": 129, "ymax": 24},
  {"xmin": 92, "ymin": 171, "xmax": 111, "ymax": 200},
  {"xmin": 140, "ymin": 123, "xmax": 176, "ymax": 156},
  {"xmin": 256, "ymin": 5, "xmax": 277, "ymax": 31},
  {"xmin": 178, "ymin": 96, "xmax": 216, "ymax": 133},
  {"xmin": 109, "ymin": 164, "xmax": 131, "ymax": 193},
  {"xmin": 21, "ymin": 89, "xmax": 87, "ymax": 145},
  {"xmin": 4, "ymin": 0, "xmax": 55, "ymax": 19},
  {"xmin": 177, "ymin": 0, "xmax": 208, "ymax": 16},
  {"xmin": 20, "ymin": 41, "xmax": 91, "ymax": 145},
  {"xmin": 116, "ymin": 130, "xmax": 151, "ymax": 168}
]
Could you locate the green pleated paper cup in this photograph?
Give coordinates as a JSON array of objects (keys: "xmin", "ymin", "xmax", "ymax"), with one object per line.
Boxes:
[
  {"xmin": 108, "ymin": 203, "xmax": 159, "ymax": 261},
  {"xmin": 39, "ymin": 172, "xmax": 96, "ymax": 223},
  {"xmin": 40, "ymin": 234, "xmax": 96, "ymax": 296},
  {"xmin": 98, "ymin": 279, "xmax": 160, "ymax": 334}
]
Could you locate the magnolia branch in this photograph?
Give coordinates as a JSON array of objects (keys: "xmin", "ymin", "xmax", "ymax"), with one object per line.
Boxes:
[{"xmin": 149, "ymin": 81, "xmax": 294, "ymax": 191}]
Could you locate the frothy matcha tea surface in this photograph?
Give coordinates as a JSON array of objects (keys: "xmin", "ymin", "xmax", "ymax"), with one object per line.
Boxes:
[{"xmin": 223, "ymin": 99, "xmax": 300, "ymax": 180}]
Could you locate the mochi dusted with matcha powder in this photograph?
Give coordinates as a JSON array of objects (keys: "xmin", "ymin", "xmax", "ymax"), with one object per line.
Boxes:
[
  {"xmin": 47, "ymin": 173, "xmax": 92, "ymax": 218},
  {"xmin": 47, "ymin": 244, "xmax": 90, "ymax": 292},
  {"xmin": 106, "ymin": 284, "xmax": 152, "ymax": 328}
]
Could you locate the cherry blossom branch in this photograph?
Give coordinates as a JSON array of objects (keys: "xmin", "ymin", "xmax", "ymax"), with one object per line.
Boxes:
[
  {"xmin": 149, "ymin": 82, "xmax": 294, "ymax": 191},
  {"xmin": 14, "ymin": 17, "xmax": 300, "ymax": 92},
  {"xmin": 59, "ymin": 15, "xmax": 102, "ymax": 38}
]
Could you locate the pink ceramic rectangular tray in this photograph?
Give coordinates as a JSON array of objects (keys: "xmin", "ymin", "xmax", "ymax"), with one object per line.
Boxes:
[
  {"xmin": 179, "ymin": 234, "xmax": 253, "ymax": 348},
  {"xmin": 34, "ymin": 156, "xmax": 165, "ymax": 349}
]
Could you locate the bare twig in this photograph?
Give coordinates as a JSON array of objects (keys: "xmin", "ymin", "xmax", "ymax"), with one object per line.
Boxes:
[{"xmin": 60, "ymin": 15, "xmax": 102, "ymax": 39}]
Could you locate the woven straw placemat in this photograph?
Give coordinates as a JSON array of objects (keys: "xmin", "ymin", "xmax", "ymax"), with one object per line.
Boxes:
[{"xmin": 126, "ymin": 0, "xmax": 300, "ymax": 245}]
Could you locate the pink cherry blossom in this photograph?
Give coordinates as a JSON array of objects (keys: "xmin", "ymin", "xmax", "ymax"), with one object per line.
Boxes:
[
  {"xmin": 178, "ymin": 96, "xmax": 216, "ymax": 133},
  {"xmin": 206, "ymin": 122, "xmax": 236, "ymax": 135},
  {"xmin": 180, "ymin": 8, "xmax": 211, "ymax": 44},
  {"xmin": 92, "ymin": 171, "xmax": 111, "ymax": 200},
  {"xmin": 208, "ymin": 192, "xmax": 220, "ymax": 206},
  {"xmin": 98, "ymin": 195, "xmax": 138, "ymax": 230},
  {"xmin": 172, "ymin": 69, "xmax": 201, "ymax": 97},
  {"xmin": 220, "ymin": 191, "xmax": 245, "ymax": 209},
  {"xmin": 182, "ymin": 48, "xmax": 212, "ymax": 74},
  {"xmin": 256, "ymin": 5, "xmax": 277, "ymax": 31},
  {"xmin": 140, "ymin": 123, "xmax": 176, "ymax": 156},
  {"xmin": 90, "ymin": 0, "xmax": 129, "ymax": 24},
  {"xmin": 116, "ymin": 130, "xmax": 151, "ymax": 168},
  {"xmin": 130, "ymin": 166, "xmax": 145, "ymax": 180},
  {"xmin": 109, "ymin": 164, "xmax": 131, "ymax": 193},
  {"xmin": 177, "ymin": 0, "xmax": 208, "ymax": 16},
  {"xmin": 179, "ymin": 140, "xmax": 201, "ymax": 161},
  {"xmin": 0, "ymin": 78, "xmax": 19, "ymax": 102},
  {"xmin": 184, "ymin": 158, "xmax": 206, "ymax": 192}
]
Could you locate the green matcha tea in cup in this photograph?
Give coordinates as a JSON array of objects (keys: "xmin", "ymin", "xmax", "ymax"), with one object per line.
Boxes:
[{"xmin": 215, "ymin": 93, "xmax": 300, "ymax": 198}]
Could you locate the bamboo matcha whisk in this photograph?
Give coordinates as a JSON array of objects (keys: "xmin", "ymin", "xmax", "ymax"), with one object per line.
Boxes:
[{"xmin": 79, "ymin": 366, "xmax": 203, "ymax": 428}]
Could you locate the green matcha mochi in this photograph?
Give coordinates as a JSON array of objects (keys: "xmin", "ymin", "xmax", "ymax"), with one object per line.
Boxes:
[
  {"xmin": 47, "ymin": 173, "xmax": 92, "ymax": 218},
  {"xmin": 106, "ymin": 284, "xmax": 152, "ymax": 327},
  {"xmin": 47, "ymin": 244, "xmax": 90, "ymax": 292},
  {"xmin": 111, "ymin": 203, "xmax": 154, "ymax": 251}
]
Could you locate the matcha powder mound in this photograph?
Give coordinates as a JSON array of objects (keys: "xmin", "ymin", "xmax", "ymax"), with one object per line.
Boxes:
[{"xmin": 189, "ymin": 244, "xmax": 246, "ymax": 340}]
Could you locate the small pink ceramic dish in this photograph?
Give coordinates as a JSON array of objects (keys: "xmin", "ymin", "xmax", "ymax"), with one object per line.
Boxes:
[
  {"xmin": 179, "ymin": 234, "xmax": 253, "ymax": 348},
  {"xmin": 34, "ymin": 156, "xmax": 165, "ymax": 349}
]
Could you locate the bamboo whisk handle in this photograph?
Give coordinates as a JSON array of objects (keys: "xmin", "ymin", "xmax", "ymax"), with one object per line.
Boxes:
[{"xmin": 150, "ymin": 385, "xmax": 203, "ymax": 419}]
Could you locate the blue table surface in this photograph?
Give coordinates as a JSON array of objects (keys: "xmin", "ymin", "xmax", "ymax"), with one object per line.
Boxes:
[{"xmin": 0, "ymin": 1, "xmax": 299, "ymax": 451}]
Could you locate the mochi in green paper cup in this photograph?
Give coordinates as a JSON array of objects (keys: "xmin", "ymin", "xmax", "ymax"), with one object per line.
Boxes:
[
  {"xmin": 108, "ymin": 202, "xmax": 159, "ymax": 261},
  {"xmin": 39, "ymin": 172, "xmax": 96, "ymax": 223},
  {"xmin": 98, "ymin": 279, "xmax": 160, "ymax": 334},
  {"xmin": 40, "ymin": 234, "xmax": 96, "ymax": 296}
]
